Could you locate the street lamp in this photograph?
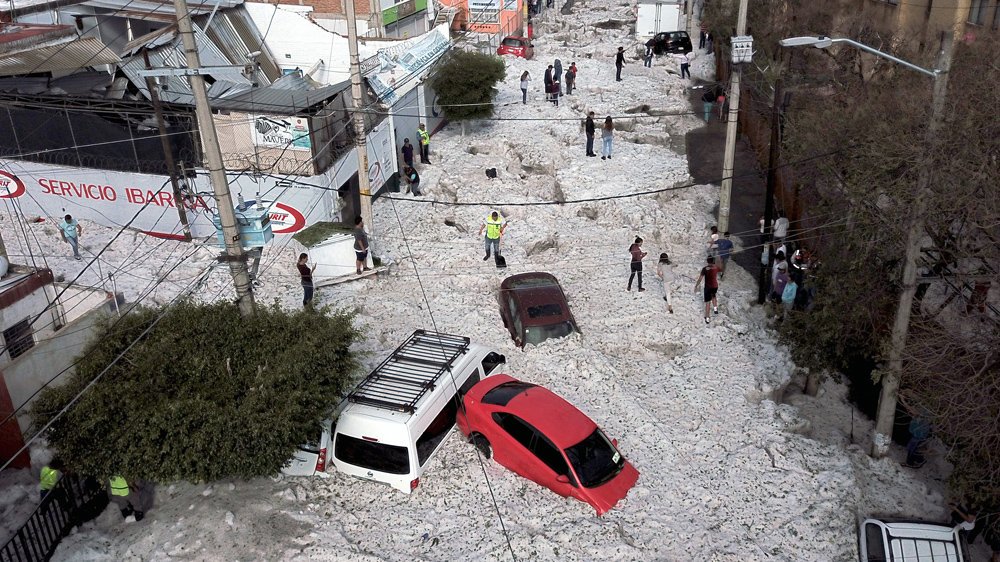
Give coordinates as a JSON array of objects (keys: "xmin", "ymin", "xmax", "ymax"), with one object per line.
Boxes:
[
  {"xmin": 779, "ymin": 33, "xmax": 952, "ymax": 459},
  {"xmin": 779, "ymin": 36, "xmax": 941, "ymax": 79}
]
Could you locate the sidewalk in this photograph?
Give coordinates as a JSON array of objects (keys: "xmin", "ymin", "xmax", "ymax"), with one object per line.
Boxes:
[{"xmin": 684, "ymin": 81, "xmax": 766, "ymax": 276}]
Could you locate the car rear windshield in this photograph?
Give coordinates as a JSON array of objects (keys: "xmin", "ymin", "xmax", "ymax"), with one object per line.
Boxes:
[
  {"xmin": 564, "ymin": 429, "xmax": 625, "ymax": 488},
  {"xmin": 501, "ymin": 38, "xmax": 524, "ymax": 47},
  {"xmin": 335, "ymin": 434, "xmax": 410, "ymax": 474},
  {"xmin": 524, "ymin": 321, "xmax": 575, "ymax": 345},
  {"xmin": 527, "ymin": 303, "xmax": 563, "ymax": 319},
  {"xmin": 482, "ymin": 381, "xmax": 536, "ymax": 406}
]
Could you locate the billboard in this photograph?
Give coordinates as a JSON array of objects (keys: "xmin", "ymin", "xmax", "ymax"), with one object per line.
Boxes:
[
  {"xmin": 252, "ymin": 115, "xmax": 312, "ymax": 151},
  {"xmin": 361, "ymin": 24, "xmax": 451, "ymax": 105},
  {"xmin": 0, "ymin": 160, "xmax": 333, "ymax": 241}
]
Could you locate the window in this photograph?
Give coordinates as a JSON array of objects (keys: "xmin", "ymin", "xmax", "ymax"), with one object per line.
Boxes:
[
  {"xmin": 416, "ymin": 396, "xmax": 459, "ymax": 466},
  {"xmin": 3, "ymin": 319, "xmax": 35, "ymax": 359},
  {"xmin": 564, "ymin": 429, "xmax": 625, "ymax": 488},
  {"xmin": 526, "ymin": 303, "xmax": 563, "ymax": 319},
  {"xmin": 469, "ymin": 8, "xmax": 500, "ymax": 23},
  {"xmin": 524, "ymin": 321, "xmax": 576, "ymax": 346},
  {"xmin": 334, "ymin": 434, "xmax": 409, "ymax": 474},
  {"xmin": 531, "ymin": 434, "xmax": 570, "ymax": 477},
  {"xmin": 481, "ymin": 352, "xmax": 505, "ymax": 375},
  {"xmin": 968, "ymin": 0, "xmax": 987, "ymax": 24},
  {"xmin": 482, "ymin": 381, "xmax": 536, "ymax": 406},
  {"xmin": 458, "ymin": 371, "xmax": 481, "ymax": 396},
  {"xmin": 864, "ymin": 523, "xmax": 887, "ymax": 562},
  {"xmin": 492, "ymin": 412, "xmax": 535, "ymax": 449}
]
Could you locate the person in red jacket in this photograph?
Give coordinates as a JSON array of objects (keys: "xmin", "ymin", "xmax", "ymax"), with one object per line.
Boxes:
[
  {"xmin": 695, "ymin": 256, "xmax": 721, "ymax": 324},
  {"xmin": 627, "ymin": 237, "xmax": 647, "ymax": 292}
]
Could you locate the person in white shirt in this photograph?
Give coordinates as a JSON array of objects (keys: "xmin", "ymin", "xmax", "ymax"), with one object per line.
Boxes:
[{"xmin": 773, "ymin": 210, "xmax": 789, "ymax": 241}]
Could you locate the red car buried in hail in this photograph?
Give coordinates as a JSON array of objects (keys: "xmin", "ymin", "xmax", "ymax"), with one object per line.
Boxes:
[{"xmin": 456, "ymin": 374, "xmax": 639, "ymax": 515}]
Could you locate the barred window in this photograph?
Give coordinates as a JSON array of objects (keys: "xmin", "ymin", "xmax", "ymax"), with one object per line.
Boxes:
[
  {"xmin": 968, "ymin": 0, "xmax": 987, "ymax": 24},
  {"xmin": 3, "ymin": 319, "xmax": 35, "ymax": 359}
]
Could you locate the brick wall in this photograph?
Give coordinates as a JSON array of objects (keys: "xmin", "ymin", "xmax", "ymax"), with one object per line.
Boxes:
[{"xmin": 271, "ymin": 0, "xmax": 373, "ymax": 16}]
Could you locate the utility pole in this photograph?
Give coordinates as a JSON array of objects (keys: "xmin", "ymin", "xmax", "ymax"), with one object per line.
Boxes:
[
  {"xmin": 686, "ymin": 0, "xmax": 695, "ymax": 43},
  {"xmin": 142, "ymin": 48, "xmax": 192, "ymax": 242},
  {"xmin": 368, "ymin": 0, "xmax": 384, "ymax": 37},
  {"xmin": 172, "ymin": 0, "xmax": 255, "ymax": 316},
  {"xmin": 757, "ymin": 78, "xmax": 783, "ymax": 305},
  {"xmin": 717, "ymin": 0, "xmax": 749, "ymax": 233},
  {"xmin": 345, "ymin": 0, "xmax": 375, "ymax": 233},
  {"xmin": 871, "ymin": 32, "xmax": 954, "ymax": 458}
]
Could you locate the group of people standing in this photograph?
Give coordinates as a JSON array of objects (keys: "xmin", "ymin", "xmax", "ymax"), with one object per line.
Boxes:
[
  {"xmin": 584, "ymin": 112, "xmax": 615, "ymax": 159},
  {"xmin": 399, "ymin": 123, "xmax": 432, "ymax": 196},
  {"xmin": 623, "ymin": 231, "xmax": 726, "ymax": 324},
  {"xmin": 529, "ymin": 60, "xmax": 577, "ymax": 106}
]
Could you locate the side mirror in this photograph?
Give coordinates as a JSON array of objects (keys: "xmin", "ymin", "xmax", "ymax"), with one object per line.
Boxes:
[{"xmin": 556, "ymin": 474, "xmax": 570, "ymax": 484}]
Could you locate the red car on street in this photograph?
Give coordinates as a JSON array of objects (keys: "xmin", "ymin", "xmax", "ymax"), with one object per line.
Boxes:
[
  {"xmin": 456, "ymin": 374, "xmax": 639, "ymax": 515},
  {"xmin": 496, "ymin": 36, "xmax": 534, "ymax": 59}
]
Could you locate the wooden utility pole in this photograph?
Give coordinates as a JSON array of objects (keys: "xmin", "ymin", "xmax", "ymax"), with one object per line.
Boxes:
[
  {"xmin": 142, "ymin": 48, "xmax": 192, "ymax": 242},
  {"xmin": 871, "ymin": 32, "xmax": 954, "ymax": 458},
  {"xmin": 717, "ymin": 0, "xmax": 748, "ymax": 233},
  {"xmin": 757, "ymin": 79, "xmax": 783, "ymax": 305},
  {"xmin": 172, "ymin": 0, "xmax": 255, "ymax": 316},
  {"xmin": 345, "ymin": 0, "xmax": 375, "ymax": 233}
]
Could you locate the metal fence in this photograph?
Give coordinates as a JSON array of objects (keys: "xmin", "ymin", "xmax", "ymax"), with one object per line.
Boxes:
[{"xmin": 0, "ymin": 475, "xmax": 109, "ymax": 562}]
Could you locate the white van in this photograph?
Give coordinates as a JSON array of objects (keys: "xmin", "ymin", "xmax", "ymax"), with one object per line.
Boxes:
[
  {"xmin": 319, "ymin": 330, "xmax": 505, "ymax": 492},
  {"xmin": 860, "ymin": 517, "xmax": 972, "ymax": 562}
]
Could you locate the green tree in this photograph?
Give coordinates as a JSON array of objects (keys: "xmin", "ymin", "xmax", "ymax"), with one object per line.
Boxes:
[
  {"xmin": 429, "ymin": 50, "xmax": 506, "ymax": 126},
  {"xmin": 31, "ymin": 301, "xmax": 360, "ymax": 483}
]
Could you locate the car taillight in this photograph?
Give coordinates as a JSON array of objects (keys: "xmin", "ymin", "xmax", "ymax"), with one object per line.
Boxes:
[
  {"xmin": 410, "ymin": 478, "xmax": 420, "ymax": 491},
  {"xmin": 315, "ymin": 447, "xmax": 327, "ymax": 472}
]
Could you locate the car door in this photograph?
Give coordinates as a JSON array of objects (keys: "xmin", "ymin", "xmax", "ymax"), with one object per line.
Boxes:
[
  {"xmin": 528, "ymin": 432, "xmax": 578, "ymax": 498},
  {"xmin": 490, "ymin": 412, "xmax": 543, "ymax": 480}
]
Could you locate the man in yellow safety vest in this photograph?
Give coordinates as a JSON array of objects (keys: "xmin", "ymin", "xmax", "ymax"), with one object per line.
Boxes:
[
  {"xmin": 479, "ymin": 211, "xmax": 507, "ymax": 261},
  {"xmin": 417, "ymin": 123, "xmax": 431, "ymax": 164},
  {"xmin": 39, "ymin": 458, "xmax": 63, "ymax": 500}
]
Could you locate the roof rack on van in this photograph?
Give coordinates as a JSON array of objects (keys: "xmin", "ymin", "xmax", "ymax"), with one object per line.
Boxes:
[{"xmin": 347, "ymin": 330, "xmax": 472, "ymax": 413}]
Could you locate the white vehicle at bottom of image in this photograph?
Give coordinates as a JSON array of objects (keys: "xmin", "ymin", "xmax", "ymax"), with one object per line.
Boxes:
[
  {"xmin": 283, "ymin": 330, "xmax": 506, "ymax": 493},
  {"xmin": 860, "ymin": 517, "xmax": 972, "ymax": 562}
]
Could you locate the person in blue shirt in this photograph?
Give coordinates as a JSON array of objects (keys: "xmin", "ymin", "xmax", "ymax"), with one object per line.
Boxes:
[
  {"xmin": 58, "ymin": 214, "xmax": 83, "ymax": 260},
  {"xmin": 715, "ymin": 231, "xmax": 734, "ymax": 278}
]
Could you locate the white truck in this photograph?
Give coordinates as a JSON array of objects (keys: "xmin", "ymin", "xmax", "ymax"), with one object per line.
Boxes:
[{"xmin": 635, "ymin": 0, "xmax": 682, "ymax": 38}]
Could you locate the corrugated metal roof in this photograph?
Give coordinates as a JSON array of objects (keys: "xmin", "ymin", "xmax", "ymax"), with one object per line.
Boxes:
[
  {"xmin": 80, "ymin": 0, "xmax": 242, "ymax": 17},
  {"xmin": 0, "ymin": 36, "xmax": 120, "ymax": 74},
  {"xmin": 202, "ymin": 6, "xmax": 279, "ymax": 86},
  {"xmin": 117, "ymin": 21, "xmax": 252, "ymax": 105},
  {"xmin": 208, "ymin": 74, "xmax": 350, "ymax": 114},
  {"xmin": 0, "ymin": 70, "xmax": 111, "ymax": 95},
  {"xmin": 121, "ymin": 25, "xmax": 177, "ymax": 57}
]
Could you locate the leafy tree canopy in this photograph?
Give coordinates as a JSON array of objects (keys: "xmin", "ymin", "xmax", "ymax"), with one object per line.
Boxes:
[
  {"xmin": 31, "ymin": 301, "xmax": 360, "ymax": 483},
  {"xmin": 430, "ymin": 49, "xmax": 506, "ymax": 121}
]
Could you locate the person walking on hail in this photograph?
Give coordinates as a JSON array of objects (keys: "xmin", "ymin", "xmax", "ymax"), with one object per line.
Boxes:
[
  {"xmin": 417, "ymin": 123, "xmax": 431, "ymax": 164},
  {"xmin": 479, "ymin": 210, "xmax": 507, "ymax": 261}
]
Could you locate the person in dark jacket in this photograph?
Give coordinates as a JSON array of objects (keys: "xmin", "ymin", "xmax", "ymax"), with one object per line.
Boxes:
[
  {"xmin": 566, "ymin": 62, "xmax": 577, "ymax": 94},
  {"xmin": 543, "ymin": 65, "xmax": 554, "ymax": 103},
  {"xmin": 615, "ymin": 47, "xmax": 625, "ymax": 81},
  {"xmin": 402, "ymin": 165, "xmax": 422, "ymax": 196},
  {"xmin": 585, "ymin": 111, "xmax": 596, "ymax": 157},
  {"xmin": 401, "ymin": 138, "xmax": 414, "ymax": 168},
  {"xmin": 553, "ymin": 59, "xmax": 563, "ymax": 95}
]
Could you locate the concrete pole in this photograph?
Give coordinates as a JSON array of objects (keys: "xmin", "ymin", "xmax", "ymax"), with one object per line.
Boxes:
[
  {"xmin": 172, "ymin": 0, "xmax": 255, "ymax": 316},
  {"xmin": 369, "ymin": 0, "xmax": 384, "ymax": 37},
  {"xmin": 686, "ymin": 0, "xmax": 695, "ymax": 42},
  {"xmin": 345, "ymin": 0, "xmax": 375, "ymax": 234},
  {"xmin": 717, "ymin": 0, "xmax": 748, "ymax": 233},
  {"xmin": 871, "ymin": 32, "xmax": 954, "ymax": 457}
]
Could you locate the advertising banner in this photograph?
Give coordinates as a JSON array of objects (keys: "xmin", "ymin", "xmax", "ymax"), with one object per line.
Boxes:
[
  {"xmin": 361, "ymin": 24, "xmax": 451, "ymax": 105},
  {"xmin": 252, "ymin": 115, "xmax": 312, "ymax": 151},
  {"xmin": 0, "ymin": 159, "xmax": 334, "ymax": 241},
  {"xmin": 365, "ymin": 118, "xmax": 397, "ymax": 190}
]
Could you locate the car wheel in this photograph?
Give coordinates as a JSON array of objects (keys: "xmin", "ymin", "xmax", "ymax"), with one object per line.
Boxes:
[{"xmin": 471, "ymin": 434, "xmax": 492, "ymax": 459}]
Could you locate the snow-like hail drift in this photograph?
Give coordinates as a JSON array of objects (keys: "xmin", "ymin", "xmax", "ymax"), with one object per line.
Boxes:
[{"xmin": 0, "ymin": 2, "xmax": 969, "ymax": 561}]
